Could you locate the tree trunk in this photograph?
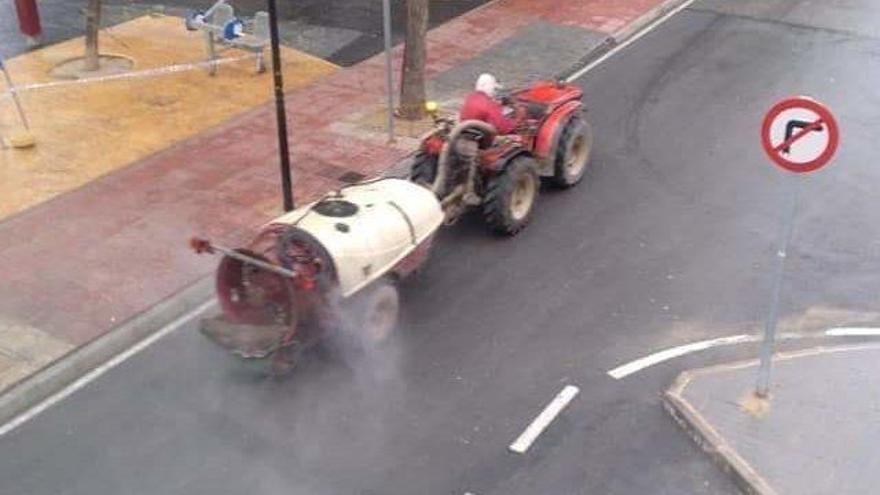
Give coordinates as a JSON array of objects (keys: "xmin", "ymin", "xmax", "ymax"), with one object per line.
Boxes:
[
  {"xmin": 398, "ymin": 0, "xmax": 428, "ymax": 120},
  {"xmin": 84, "ymin": 0, "xmax": 101, "ymax": 71}
]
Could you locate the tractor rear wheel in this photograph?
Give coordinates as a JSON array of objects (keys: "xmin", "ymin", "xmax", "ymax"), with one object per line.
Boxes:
[
  {"xmin": 551, "ymin": 115, "xmax": 593, "ymax": 188},
  {"xmin": 483, "ymin": 155, "xmax": 540, "ymax": 235}
]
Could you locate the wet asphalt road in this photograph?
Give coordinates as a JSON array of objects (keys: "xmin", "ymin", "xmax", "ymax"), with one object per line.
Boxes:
[{"xmin": 4, "ymin": 1, "xmax": 880, "ymax": 494}]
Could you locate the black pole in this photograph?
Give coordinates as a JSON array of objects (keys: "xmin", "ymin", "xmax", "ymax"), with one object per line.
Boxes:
[{"xmin": 267, "ymin": 0, "xmax": 294, "ymax": 211}]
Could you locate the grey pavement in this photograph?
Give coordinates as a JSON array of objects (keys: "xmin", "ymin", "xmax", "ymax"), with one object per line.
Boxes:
[
  {"xmin": 3, "ymin": 1, "xmax": 880, "ymax": 494},
  {"xmin": 428, "ymin": 21, "xmax": 611, "ymax": 100},
  {"xmin": 666, "ymin": 344, "xmax": 880, "ymax": 495},
  {"xmin": 0, "ymin": 0, "xmax": 489, "ymax": 64}
]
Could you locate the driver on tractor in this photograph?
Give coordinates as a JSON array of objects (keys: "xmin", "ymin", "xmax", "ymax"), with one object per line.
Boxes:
[{"xmin": 459, "ymin": 73, "xmax": 519, "ymax": 135}]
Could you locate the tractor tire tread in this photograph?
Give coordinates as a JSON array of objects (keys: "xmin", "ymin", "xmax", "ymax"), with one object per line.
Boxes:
[
  {"xmin": 551, "ymin": 114, "xmax": 592, "ymax": 189},
  {"xmin": 482, "ymin": 156, "xmax": 539, "ymax": 236}
]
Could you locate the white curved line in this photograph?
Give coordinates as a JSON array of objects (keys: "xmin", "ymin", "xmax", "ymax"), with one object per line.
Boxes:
[
  {"xmin": 826, "ymin": 327, "xmax": 880, "ymax": 337},
  {"xmin": 607, "ymin": 329, "xmax": 880, "ymax": 379},
  {"xmin": 607, "ymin": 334, "xmax": 758, "ymax": 379}
]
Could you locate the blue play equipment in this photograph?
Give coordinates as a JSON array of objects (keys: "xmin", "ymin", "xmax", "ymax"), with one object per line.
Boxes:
[{"xmin": 184, "ymin": 0, "xmax": 270, "ymax": 74}]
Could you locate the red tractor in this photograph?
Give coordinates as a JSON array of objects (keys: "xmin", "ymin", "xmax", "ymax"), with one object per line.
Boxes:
[
  {"xmin": 189, "ymin": 81, "xmax": 594, "ymax": 375},
  {"xmin": 412, "ymin": 80, "xmax": 593, "ymax": 234}
]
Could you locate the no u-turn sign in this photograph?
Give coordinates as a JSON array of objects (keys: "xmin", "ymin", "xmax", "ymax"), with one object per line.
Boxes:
[{"xmin": 761, "ymin": 96, "xmax": 839, "ymax": 173}]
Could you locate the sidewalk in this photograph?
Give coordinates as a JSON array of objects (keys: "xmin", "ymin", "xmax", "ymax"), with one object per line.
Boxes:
[
  {"xmin": 665, "ymin": 343, "xmax": 880, "ymax": 495},
  {"xmin": 0, "ymin": 0, "xmax": 683, "ymax": 420},
  {"xmin": 0, "ymin": 14, "xmax": 338, "ymax": 219}
]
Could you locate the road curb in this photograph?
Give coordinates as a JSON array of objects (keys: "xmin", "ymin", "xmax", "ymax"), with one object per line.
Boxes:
[
  {"xmin": 663, "ymin": 371, "xmax": 777, "ymax": 495},
  {"xmin": 662, "ymin": 343, "xmax": 880, "ymax": 495},
  {"xmin": 0, "ymin": 275, "xmax": 214, "ymax": 429},
  {"xmin": 558, "ymin": 0, "xmax": 694, "ymax": 81},
  {"xmin": 612, "ymin": 0, "xmax": 694, "ymax": 43}
]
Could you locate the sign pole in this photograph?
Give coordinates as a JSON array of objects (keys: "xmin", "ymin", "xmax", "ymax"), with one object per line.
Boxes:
[
  {"xmin": 755, "ymin": 95, "xmax": 839, "ymax": 399},
  {"xmin": 267, "ymin": 0, "xmax": 294, "ymax": 212},
  {"xmin": 755, "ymin": 173, "xmax": 802, "ymax": 398},
  {"xmin": 382, "ymin": 0, "xmax": 395, "ymax": 143}
]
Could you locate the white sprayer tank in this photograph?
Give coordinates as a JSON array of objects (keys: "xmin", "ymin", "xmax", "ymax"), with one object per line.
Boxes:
[{"xmin": 269, "ymin": 178, "xmax": 444, "ymax": 298}]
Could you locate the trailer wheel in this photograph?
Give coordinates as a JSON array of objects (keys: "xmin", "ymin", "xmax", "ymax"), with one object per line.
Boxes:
[
  {"xmin": 483, "ymin": 155, "xmax": 540, "ymax": 235},
  {"xmin": 551, "ymin": 115, "xmax": 593, "ymax": 188},
  {"xmin": 268, "ymin": 343, "xmax": 303, "ymax": 376},
  {"xmin": 348, "ymin": 280, "xmax": 400, "ymax": 345}
]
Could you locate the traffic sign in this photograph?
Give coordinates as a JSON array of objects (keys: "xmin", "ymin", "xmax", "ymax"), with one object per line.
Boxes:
[{"xmin": 761, "ymin": 96, "xmax": 839, "ymax": 173}]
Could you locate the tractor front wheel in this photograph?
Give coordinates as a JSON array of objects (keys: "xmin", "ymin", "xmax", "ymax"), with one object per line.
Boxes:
[
  {"xmin": 483, "ymin": 155, "xmax": 540, "ymax": 235},
  {"xmin": 551, "ymin": 115, "xmax": 593, "ymax": 188}
]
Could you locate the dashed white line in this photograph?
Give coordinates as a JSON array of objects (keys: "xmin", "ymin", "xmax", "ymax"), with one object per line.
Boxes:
[
  {"xmin": 509, "ymin": 385, "xmax": 580, "ymax": 454},
  {"xmin": 826, "ymin": 327, "xmax": 880, "ymax": 337},
  {"xmin": 0, "ymin": 299, "xmax": 216, "ymax": 438}
]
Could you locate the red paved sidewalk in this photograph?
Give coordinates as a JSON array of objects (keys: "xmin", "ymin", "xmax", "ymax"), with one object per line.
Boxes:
[{"xmin": 0, "ymin": 0, "xmax": 672, "ymax": 387}]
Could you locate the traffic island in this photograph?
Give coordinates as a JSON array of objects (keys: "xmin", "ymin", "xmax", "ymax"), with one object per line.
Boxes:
[{"xmin": 664, "ymin": 343, "xmax": 880, "ymax": 495}]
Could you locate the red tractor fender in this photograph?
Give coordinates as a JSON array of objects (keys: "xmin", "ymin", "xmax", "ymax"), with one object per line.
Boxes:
[
  {"xmin": 533, "ymin": 100, "xmax": 583, "ymax": 164},
  {"xmin": 479, "ymin": 140, "xmax": 529, "ymax": 175}
]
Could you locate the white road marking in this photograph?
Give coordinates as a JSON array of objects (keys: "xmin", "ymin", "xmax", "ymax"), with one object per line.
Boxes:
[
  {"xmin": 826, "ymin": 327, "xmax": 880, "ymax": 337},
  {"xmin": 606, "ymin": 330, "xmax": 880, "ymax": 379},
  {"xmin": 0, "ymin": 299, "xmax": 217, "ymax": 438},
  {"xmin": 607, "ymin": 334, "xmax": 759, "ymax": 379},
  {"xmin": 565, "ymin": 0, "xmax": 698, "ymax": 83},
  {"xmin": 509, "ymin": 385, "xmax": 580, "ymax": 454}
]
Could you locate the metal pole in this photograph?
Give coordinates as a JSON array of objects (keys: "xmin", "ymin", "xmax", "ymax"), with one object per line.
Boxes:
[
  {"xmin": 382, "ymin": 0, "xmax": 395, "ymax": 143},
  {"xmin": 755, "ymin": 173, "xmax": 802, "ymax": 398},
  {"xmin": 84, "ymin": 0, "xmax": 101, "ymax": 71},
  {"xmin": 0, "ymin": 58, "xmax": 31, "ymax": 129},
  {"xmin": 14, "ymin": 0, "xmax": 42, "ymax": 45},
  {"xmin": 267, "ymin": 0, "xmax": 294, "ymax": 211}
]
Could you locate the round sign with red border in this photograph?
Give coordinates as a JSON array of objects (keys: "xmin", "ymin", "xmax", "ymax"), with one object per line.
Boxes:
[{"xmin": 760, "ymin": 96, "xmax": 839, "ymax": 174}]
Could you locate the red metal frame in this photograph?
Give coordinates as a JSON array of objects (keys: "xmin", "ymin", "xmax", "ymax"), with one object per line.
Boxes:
[
  {"xmin": 533, "ymin": 100, "xmax": 582, "ymax": 161},
  {"xmin": 514, "ymin": 81, "xmax": 583, "ymax": 107}
]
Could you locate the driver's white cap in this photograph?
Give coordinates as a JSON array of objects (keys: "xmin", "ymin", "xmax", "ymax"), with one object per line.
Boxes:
[{"xmin": 475, "ymin": 73, "xmax": 500, "ymax": 97}]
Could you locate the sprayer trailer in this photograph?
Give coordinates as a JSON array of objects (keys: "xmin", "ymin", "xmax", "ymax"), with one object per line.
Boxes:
[{"xmin": 192, "ymin": 178, "xmax": 443, "ymax": 374}]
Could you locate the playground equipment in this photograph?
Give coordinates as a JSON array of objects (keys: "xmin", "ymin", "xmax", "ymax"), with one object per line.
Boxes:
[
  {"xmin": 0, "ymin": 57, "xmax": 35, "ymax": 149},
  {"xmin": 185, "ymin": 0, "xmax": 270, "ymax": 75}
]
